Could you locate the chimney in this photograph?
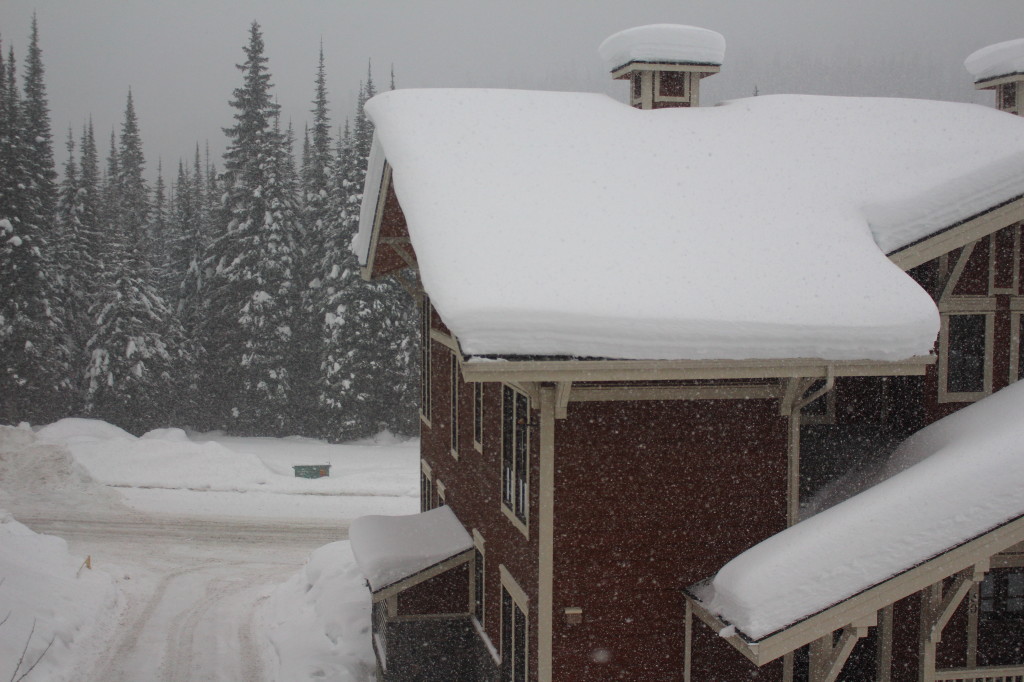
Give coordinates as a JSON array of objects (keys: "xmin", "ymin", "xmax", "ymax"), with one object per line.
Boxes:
[
  {"xmin": 599, "ymin": 24, "xmax": 725, "ymax": 110},
  {"xmin": 965, "ymin": 38, "xmax": 1024, "ymax": 115}
]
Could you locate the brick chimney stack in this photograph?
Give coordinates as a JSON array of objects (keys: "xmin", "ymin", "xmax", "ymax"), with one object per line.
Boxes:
[
  {"xmin": 965, "ymin": 38, "xmax": 1024, "ymax": 115},
  {"xmin": 599, "ymin": 25, "xmax": 725, "ymax": 110}
]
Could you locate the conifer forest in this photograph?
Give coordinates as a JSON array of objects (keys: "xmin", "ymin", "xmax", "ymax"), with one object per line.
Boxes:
[{"xmin": 0, "ymin": 20, "xmax": 419, "ymax": 440}]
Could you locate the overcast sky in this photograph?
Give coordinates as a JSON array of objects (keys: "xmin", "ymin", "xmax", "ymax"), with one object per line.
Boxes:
[{"xmin": 2, "ymin": 1, "xmax": 1023, "ymax": 181}]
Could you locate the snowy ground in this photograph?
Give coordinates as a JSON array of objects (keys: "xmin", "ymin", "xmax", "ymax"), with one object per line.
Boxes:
[{"xmin": 0, "ymin": 420, "xmax": 419, "ymax": 681}]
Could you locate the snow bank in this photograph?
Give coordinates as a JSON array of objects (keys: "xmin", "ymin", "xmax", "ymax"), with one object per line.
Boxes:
[
  {"xmin": 0, "ymin": 510, "xmax": 119, "ymax": 682},
  {"xmin": 695, "ymin": 380, "xmax": 1024, "ymax": 640},
  {"xmin": 598, "ymin": 24, "xmax": 725, "ymax": 71},
  {"xmin": 261, "ymin": 541, "xmax": 375, "ymax": 681},
  {"xmin": 350, "ymin": 506, "xmax": 472, "ymax": 591},
  {"xmin": 364, "ymin": 89, "xmax": 1024, "ymax": 362},
  {"xmin": 965, "ymin": 37, "xmax": 1024, "ymax": 82},
  {"xmin": 36, "ymin": 418, "xmax": 418, "ymax": 499}
]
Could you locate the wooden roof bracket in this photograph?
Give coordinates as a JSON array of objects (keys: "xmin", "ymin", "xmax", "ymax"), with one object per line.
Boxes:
[
  {"xmin": 808, "ymin": 614, "xmax": 876, "ymax": 682},
  {"xmin": 780, "ymin": 366, "xmax": 834, "ymax": 416}
]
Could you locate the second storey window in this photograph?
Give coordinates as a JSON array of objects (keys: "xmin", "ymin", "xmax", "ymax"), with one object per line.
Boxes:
[
  {"xmin": 420, "ymin": 460, "xmax": 433, "ymax": 512},
  {"xmin": 450, "ymin": 353, "xmax": 460, "ymax": 458},
  {"xmin": 473, "ymin": 382, "xmax": 484, "ymax": 451},
  {"xmin": 420, "ymin": 296, "xmax": 432, "ymax": 422},
  {"xmin": 502, "ymin": 386, "xmax": 529, "ymax": 525}
]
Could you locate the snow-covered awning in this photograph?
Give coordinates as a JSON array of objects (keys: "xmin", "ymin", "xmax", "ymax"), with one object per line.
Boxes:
[
  {"xmin": 358, "ymin": 88, "xmax": 1024, "ymax": 363},
  {"xmin": 687, "ymin": 380, "xmax": 1024, "ymax": 663},
  {"xmin": 349, "ymin": 506, "xmax": 473, "ymax": 593}
]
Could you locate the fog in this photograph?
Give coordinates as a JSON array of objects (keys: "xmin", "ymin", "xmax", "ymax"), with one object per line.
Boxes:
[{"xmin": 2, "ymin": 0, "xmax": 1022, "ymax": 177}]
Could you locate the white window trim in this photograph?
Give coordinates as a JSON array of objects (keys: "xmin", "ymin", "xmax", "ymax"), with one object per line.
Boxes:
[
  {"xmin": 473, "ymin": 382, "xmax": 484, "ymax": 453},
  {"xmin": 501, "ymin": 385, "xmax": 530, "ymax": 539},
  {"xmin": 450, "ymin": 352, "xmax": 460, "ymax": 460},
  {"xmin": 938, "ymin": 300, "xmax": 995, "ymax": 404},
  {"xmin": 499, "ymin": 565, "xmax": 530, "ymax": 678},
  {"xmin": 420, "ymin": 296, "xmax": 432, "ymax": 427},
  {"xmin": 420, "ymin": 459, "xmax": 433, "ymax": 512},
  {"xmin": 436, "ymin": 479, "xmax": 446, "ymax": 506},
  {"xmin": 472, "ymin": 529, "xmax": 486, "ymax": 624}
]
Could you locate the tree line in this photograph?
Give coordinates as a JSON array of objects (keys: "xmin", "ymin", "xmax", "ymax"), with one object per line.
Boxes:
[{"xmin": 0, "ymin": 19, "xmax": 418, "ymax": 440}]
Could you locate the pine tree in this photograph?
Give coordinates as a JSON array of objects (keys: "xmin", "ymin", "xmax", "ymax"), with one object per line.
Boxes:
[
  {"xmin": 150, "ymin": 159, "xmax": 171, "ymax": 289},
  {"xmin": 0, "ymin": 24, "xmax": 70, "ymax": 423},
  {"xmin": 84, "ymin": 92, "xmax": 185, "ymax": 433},
  {"xmin": 205, "ymin": 22, "xmax": 302, "ymax": 435}
]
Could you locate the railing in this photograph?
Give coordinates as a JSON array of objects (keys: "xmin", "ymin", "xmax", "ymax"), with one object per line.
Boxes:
[{"xmin": 932, "ymin": 665, "xmax": 1024, "ymax": 682}]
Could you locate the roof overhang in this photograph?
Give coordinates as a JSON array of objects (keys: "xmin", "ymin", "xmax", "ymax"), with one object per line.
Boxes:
[
  {"xmin": 887, "ymin": 194, "xmax": 1024, "ymax": 271},
  {"xmin": 684, "ymin": 512, "xmax": 1024, "ymax": 667},
  {"xmin": 974, "ymin": 72, "xmax": 1024, "ymax": 90},
  {"xmin": 609, "ymin": 60, "xmax": 721, "ymax": 80},
  {"xmin": 458, "ymin": 354, "xmax": 934, "ymax": 384}
]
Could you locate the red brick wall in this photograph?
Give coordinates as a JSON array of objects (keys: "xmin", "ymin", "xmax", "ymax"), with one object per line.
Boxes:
[
  {"xmin": 420, "ymin": 305, "xmax": 540, "ymax": 678},
  {"xmin": 551, "ymin": 398, "xmax": 788, "ymax": 680}
]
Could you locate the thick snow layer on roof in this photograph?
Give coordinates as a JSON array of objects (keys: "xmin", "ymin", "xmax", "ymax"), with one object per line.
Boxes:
[
  {"xmin": 363, "ymin": 89, "xmax": 1024, "ymax": 361},
  {"xmin": 965, "ymin": 38, "xmax": 1024, "ymax": 82},
  {"xmin": 694, "ymin": 380, "xmax": 1024, "ymax": 641},
  {"xmin": 349, "ymin": 506, "xmax": 472, "ymax": 592},
  {"xmin": 599, "ymin": 24, "xmax": 725, "ymax": 71}
]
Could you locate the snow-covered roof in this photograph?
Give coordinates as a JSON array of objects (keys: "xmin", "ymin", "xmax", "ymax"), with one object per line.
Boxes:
[
  {"xmin": 965, "ymin": 37, "xmax": 1024, "ymax": 82},
  {"xmin": 359, "ymin": 88, "xmax": 1024, "ymax": 362},
  {"xmin": 598, "ymin": 24, "xmax": 725, "ymax": 72},
  {"xmin": 349, "ymin": 506, "xmax": 472, "ymax": 592},
  {"xmin": 691, "ymin": 379, "xmax": 1024, "ymax": 641}
]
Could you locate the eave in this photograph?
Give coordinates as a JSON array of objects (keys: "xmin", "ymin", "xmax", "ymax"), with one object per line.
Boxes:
[
  {"xmin": 887, "ymin": 195, "xmax": 1024, "ymax": 271},
  {"xmin": 684, "ymin": 512, "xmax": 1024, "ymax": 667},
  {"xmin": 459, "ymin": 354, "xmax": 934, "ymax": 384},
  {"xmin": 974, "ymin": 72, "xmax": 1024, "ymax": 90}
]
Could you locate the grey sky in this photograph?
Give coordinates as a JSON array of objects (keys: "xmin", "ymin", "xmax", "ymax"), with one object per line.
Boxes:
[{"xmin": 2, "ymin": 1, "xmax": 1023, "ymax": 181}]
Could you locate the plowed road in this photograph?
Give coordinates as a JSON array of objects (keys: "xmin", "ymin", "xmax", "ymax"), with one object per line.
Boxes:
[{"xmin": 21, "ymin": 512, "xmax": 347, "ymax": 682}]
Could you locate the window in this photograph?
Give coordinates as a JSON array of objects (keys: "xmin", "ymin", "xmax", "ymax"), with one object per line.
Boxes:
[
  {"xmin": 436, "ymin": 480, "xmax": 446, "ymax": 506},
  {"xmin": 981, "ymin": 568, "xmax": 1024, "ymax": 619},
  {"xmin": 420, "ymin": 296, "xmax": 432, "ymax": 423},
  {"xmin": 1000, "ymin": 83, "xmax": 1018, "ymax": 113},
  {"xmin": 450, "ymin": 353, "xmax": 460, "ymax": 459},
  {"xmin": 473, "ymin": 531, "xmax": 485, "ymax": 624},
  {"xmin": 500, "ymin": 568, "xmax": 528, "ymax": 682},
  {"xmin": 420, "ymin": 460, "xmax": 433, "ymax": 512},
  {"xmin": 473, "ymin": 383, "xmax": 484, "ymax": 451},
  {"xmin": 502, "ymin": 386, "xmax": 530, "ymax": 527},
  {"xmin": 939, "ymin": 307, "xmax": 994, "ymax": 403}
]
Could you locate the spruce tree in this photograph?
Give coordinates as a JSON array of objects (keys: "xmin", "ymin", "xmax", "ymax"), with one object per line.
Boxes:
[
  {"xmin": 205, "ymin": 22, "xmax": 301, "ymax": 435},
  {"xmin": 84, "ymin": 92, "xmax": 185, "ymax": 433},
  {"xmin": 0, "ymin": 24, "xmax": 69, "ymax": 424}
]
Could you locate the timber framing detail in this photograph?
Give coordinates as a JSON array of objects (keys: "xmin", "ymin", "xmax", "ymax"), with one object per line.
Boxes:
[{"xmin": 684, "ymin": 511, "xmax": 1024, "ymax": 669}]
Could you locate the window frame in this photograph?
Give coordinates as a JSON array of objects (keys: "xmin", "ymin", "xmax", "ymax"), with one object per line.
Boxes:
[
  {"xmin": 472, "ymin": 530, "xmax": 485, "ymax": 625},
  {"xmin": 436, "ymin": 479, "xmax": 446, "ymax": 506},
  {"xmin": 420, "ymin": 295, "xmax": 432, "ymax": 425},
  {"xmin": 938, "ymin": 299, "xmax": 995, "ymax": 404},
  {"xmin": 450, "ymin": 352, "xmax": 460, "ymax": 460},
  {"xmin": 499, "ymin": 565, "xmax": 529, "ymax": 682},
  {"xmin": 473, "ymin": 382, "xmax": 484, "ymax": 452},
  {"xmin": 501, "ymin": 385, "xmax": 530, "ymax": 536},
  {"xmin": 420, "ymin": 459, "xmax": 434, "ymax": 512}
]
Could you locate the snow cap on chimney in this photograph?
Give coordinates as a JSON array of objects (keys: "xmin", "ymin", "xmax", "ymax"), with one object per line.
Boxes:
[
  {"xmin": 599, "ymin": 24, "xmax": 725, "ymax": 73},
  {"xmin": 965, "ymin": 38, "xmax": 1024, "ymax": 114},
  {"xmin": 599, "ymin": 25, "xmax": 725, "ymax": 110}
]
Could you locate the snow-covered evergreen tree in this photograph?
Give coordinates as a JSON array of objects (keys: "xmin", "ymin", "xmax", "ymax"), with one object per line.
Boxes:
[
  {"xmin": 205, "ymin": 22, "xmax": 302, "ymax": 435},
  {"xmin": 84, "ymin": 92, "xmax": 186, "ymax": 433},
  {"xmin": 0, "ymin": 24, "xmax": 70, "ymax": 423}
]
